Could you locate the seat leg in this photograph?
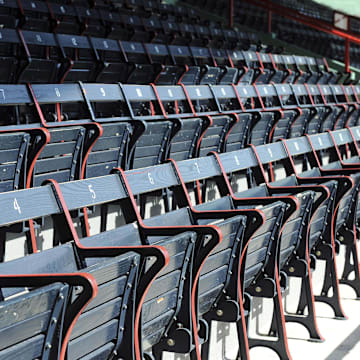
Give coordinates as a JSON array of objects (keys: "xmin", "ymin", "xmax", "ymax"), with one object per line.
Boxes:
[
  {"xmin": 163, "ymin": 189, "xmax": 171, "ymax": 213},
  {"xmin": 200, "ymin": 320, "xmax": 211, "ymax": 360},
  {"xmin": 236, "ymin": 318, "xmax": 250, "ymax": 360},
  {"xmin": 248, "ymin": 274, "xmax": 292, "ymax": 360},
  {"xmin": 194, "ymin": 180, "xmax": 202, "ymax": 205},
  {"xmin": 189, "ymin": 348, "xmax": 199, "ymax": 360},
  {"xmin": 0, "ymin": 231, "xmax": 5, "ymax": 262},
  {"xmin": 143, "ymin": 352, "xmax": 156, "ymax": 360},
  {"xmin": 100, "ymin": 204, "xmax": 108, "ymax": 232},
  {"xmin": 26, "ymin": 220, "xmax": 37, "ymax": 254},
  {"xmin": 285, "ymin": 273, "xmax": 324, "ymax": 341},
  {"xmin": 80, "ymin": 208, "xmax": 90, "ymax": 237},
  {"xmin": 151, "ymin": 348, "xmax": 162, "ymax": 360},
  {"xmin": 339, "ymin": 240, "xmax": 360, "ymax": 298},
  {"xmin": 314, "ymin": 246, "xmax": 347, "ymax": 319},
  {"xmin": 140, "ymin": 194, "xmax": 146, "ymax": 219}
]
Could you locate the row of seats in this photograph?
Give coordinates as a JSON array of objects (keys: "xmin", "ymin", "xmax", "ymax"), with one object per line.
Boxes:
[
  {"xmin": 0, "ymin": 82, "xmax": 358, "ymax": 180},
  {"xmin": 1, "ymin": 126, "xmax": 360, "ymax": 359},
  {"xmin": 0, "ymin": 0, "xmax": 257, "ymax": 49},
  {"xmin": 192, "ymin": 0, "xmax": 360, "ymax": 71},
  {"xmin": 0, "ymin": 81, "xmax": 359, "ymax": 255},
  {"xmin": 0, "ymin": 27, "xmax": 338, "ymax": 85},
  {"xmin": 0, "ymin": 2, "xmax": 359, "ymax": 360},
  {"xmin": 273, "ymin": 17, "xmax": 360, "ymax": 71},
  {"xmin": 0, "ymin": 28, "xmax": 259, "ymax": 84}
]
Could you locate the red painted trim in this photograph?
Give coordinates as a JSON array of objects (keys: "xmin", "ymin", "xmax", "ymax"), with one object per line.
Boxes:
[
  {"xmin": 304, "ymin": 83, "xmax": 316, "ymax": 106},
  {"xmin": 317, "ymin": 84, "xmax": 328, "ymax": 106},
  {"xmin": 269, "ymin": 109, "xmax": 284, "ymax": 142},
  {"xmin": 80, "ymin": 124, "xmax": 104, "ymax": 181},
  {"xmin": 177, "ymin": 64, "xmax": 189, "ymax": 85},
  {"xmin": 180, "ymin": 83, "xmax": 197, "ymax": 116},
  {"xmin": 253, "ymin": 84, "xmax": 266, "ymax": 110},
  {"xmin": 150, "ymin": 83, "xmax": 168, "ymax": 118},
  {"xmin": 333, "ymin": 104, "xmax": 347, "ymax": 129},
  {"xmin": 153, "ymin": 64, "xmax": 164, "ymax": 84},
  {"xmin": 17, "ymin": 29, "xmax": 31, "ymax": 58},
  {"xmin": 269, "ymin": 53, "xmax": 278, "ymax": 71},
  {"xmin": 345, "ymin": 39, "xmax": 350, "ymax": 73},
  {"xmin": 208, "ymin": 47, "xmax": 217, "ymax": 67},
  {"xmin": 326, "ymin": 130, "xmax": 346, "ymax": 164},
  {"xmin": 149, "ymin": 101, "xmax": 155, "ymax": 116},
  {"xmin": 323, "ymin": 58, "xmax": 330, "ymax": 72},
  {"xmin": 231, "ymin": 84, "xmax": 246, "ymax": 112},
  {"xmin": 56, "ymin": 103, "xmax": 62, "ymax": 122},
  {"xmin": 59, "ymin": 58, "xmax": 74, "ymax": 83},
  {"xmin": 226, "ymin": 50, "xmax": 234, "ymax": 68},
  {"xmin": 197, "ymin": 115, "xmax": 213, "ymax": 154},
  {"xmin": 237, "ymin": 65, "xmax": 248, "ymax": 85},
  {"xmin": 142, "ymin": 42, "xmax": 153, "ymax": 64},
  {"xmin": 224, "ymin": 112, "xmax": 240, "ymax": 145},
  {"xmin": 27, "ymin": 84, "xmax": 47, "ymax": 127},
  {"xmin": 60, "ymin": 272, "xmax": 98, "ymax": 359},
  {"xmin": 256, "ymin": 52, "xmax": 265, "ymax": 71},
  {"xmin": 118, "ymin": 40, "xmax": 129, "ymax": 63}
]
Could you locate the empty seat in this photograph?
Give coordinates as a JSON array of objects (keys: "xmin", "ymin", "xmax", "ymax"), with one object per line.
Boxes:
[
  {"xmin": 279, "ymin": 136, "xmax": 354, "ymax": 318},
  {"xmin": 56, "ymin": 34, "xmax": 97, "ymax": 83},
  {"xmin": 198, "ymin": 115, "xmax": 237, "ymax": 157},
  {"xmin": 0, "ymin": 129, "xmax": 47, "ymax": 192},
  {"xmin": 58, "ymin": 172, "xmax": 215, "ymax": 358},
  {"xmin": 168, "ymin": 45, "xmax": 201, "ymax": 85},
  {"xmin": 121, "ymin": 41, "xmax": 162, "ymax": 84},
  {"xmin": 124, "ymin": 162, "xmax": 266, "ymax": 358},
  {"xmin": 271, "ymin": 54, "xmax": 297, "ymax": 84},
  {"xmin": 190, "ymin": 46, "xmax": 221, "ymax": 85},
  {"xmin": 176, "ymin": 155, "xmax": 298, "ymax": 358},
  {"xmin": 0, "ymin": 279, "xmax": 70, "ymax": 359},
  {"xmin": 0, "ymin": 180, "xmax": 168, "ymax": 359},
  {"xmin": 168, "ymin": 117, "xmax": 204, "ymax": 161}
]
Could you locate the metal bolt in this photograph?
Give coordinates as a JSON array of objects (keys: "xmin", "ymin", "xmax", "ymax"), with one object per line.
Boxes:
[
  {"xmin": 216, "ymin": 309, "xmax": 224, "ymax": 317},
  {"xmin": 289, "ymin": 266, "xmax": 295, "ymax": 273},
  {"xmin": 316, "ymin": 250, "xmax": 321, "ymax": 256},
  {"xmin": 167, "ymin": 339, "xmax": 175, "ymax": 347},
  {"xmin": 339, "ymin": 236, "xmax": 344, "ymax": 242},
  {"xmin": 255, "ymin": 286, "xmax": 262, "ymax": 293}
]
